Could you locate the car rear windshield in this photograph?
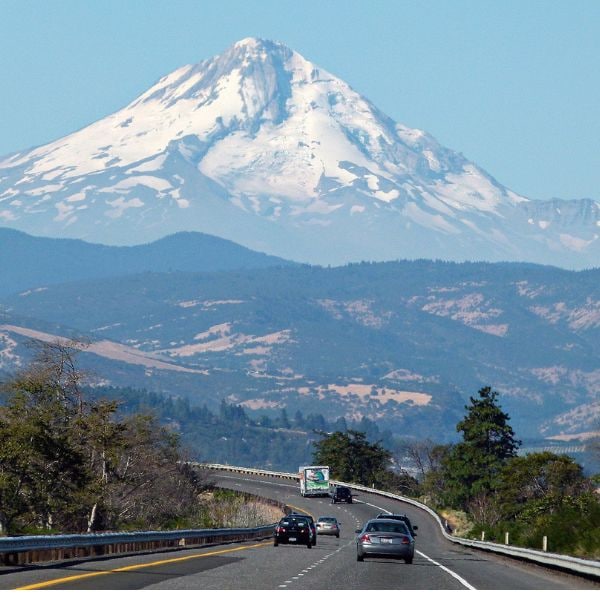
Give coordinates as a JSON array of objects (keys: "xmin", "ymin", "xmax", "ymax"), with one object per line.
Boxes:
[
  {"xmin": 366, "ymin": 522, "xmax": 408, "ymax": 534},
  {"xmin": 281, "ymin": 518, "xmax": 308, "ymax": 527},
  {"xmin": 318, "ymin": 517, "xmax": 337, "ymax": 523}
]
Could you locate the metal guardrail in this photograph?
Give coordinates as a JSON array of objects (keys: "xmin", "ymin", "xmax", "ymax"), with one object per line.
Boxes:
[
  {"xmin": 0, "ymin": 525, "xmax": 274, "ymax": 555},
  {"xmin": 199, "ymin": 463, "xmax": 600, "ymax": 580},
  {"xmin": 0, "ymin": 484, "xmax": 286, "ymax": 565}
]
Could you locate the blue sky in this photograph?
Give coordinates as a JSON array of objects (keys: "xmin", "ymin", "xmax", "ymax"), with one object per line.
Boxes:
[{"xmin": 1, "ymin": 0, "xmax": 599, "ymax": 201}]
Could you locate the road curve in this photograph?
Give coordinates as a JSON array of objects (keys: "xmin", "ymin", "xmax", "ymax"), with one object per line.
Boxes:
[{"xmin": 0, "ymin": 470, "xmax": 598, "ymax": 590}]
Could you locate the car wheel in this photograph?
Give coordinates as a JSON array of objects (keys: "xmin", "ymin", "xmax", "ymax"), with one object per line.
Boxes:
[
  {"xmin": 307, "ymin": 541, "xmax": 312, "ymax": 548},
  {"xmin": 336, "ymin": 533, "xmax": 339, "ymax": 538},
  {"xmin": 274, "ymin": 540, "xmax": 278, "ymax": 547},
  {"xmin": 357, "ymin": 553, "xmax": 364, "ymax": 562},
  {"xmin": 405, "ymin": 555, "xmax": 413, "ymax": 564}
]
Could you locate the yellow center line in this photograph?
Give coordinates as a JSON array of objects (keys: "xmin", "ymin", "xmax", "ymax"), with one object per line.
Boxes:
[
  {"xmin": 286, "ymin": 504, "xmax": 314, "ymax": 518},
  {"xmin": 15, "ymin": 541, "xmax": 272, "ymax": 590}
]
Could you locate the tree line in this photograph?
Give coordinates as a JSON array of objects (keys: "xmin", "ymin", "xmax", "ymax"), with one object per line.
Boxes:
[{"xmin": 84, "ymin": 384, "xmax": 393, "ymax": 470}]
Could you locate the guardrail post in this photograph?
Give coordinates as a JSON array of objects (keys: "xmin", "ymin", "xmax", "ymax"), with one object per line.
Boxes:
[
  {"xmin": 481, "ymin": 531, "xmax": 485, "ymax": 542},
  {"xmin": 543, "ymin": 536, "xmax": 547, "ymax": 552},
  {"xmin": 505, "ymin": 532, "xmax": 509, "ymax": 545}
]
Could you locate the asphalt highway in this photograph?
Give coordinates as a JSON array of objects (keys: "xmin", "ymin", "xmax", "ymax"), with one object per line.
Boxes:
[{"xmin": 1, "ymin": 470, "xmax": 598, "ymax": 590}]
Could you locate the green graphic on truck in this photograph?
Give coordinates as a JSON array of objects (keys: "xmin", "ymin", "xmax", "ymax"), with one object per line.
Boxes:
[{"xmin": 299, "ymin": 465, "xmax": 330, "ymax": 497}]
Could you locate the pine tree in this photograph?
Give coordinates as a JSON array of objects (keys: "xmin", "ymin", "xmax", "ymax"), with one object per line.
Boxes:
[{"xmin": 439, "ymin": 386, "xmax": 520, "ymax": 510}]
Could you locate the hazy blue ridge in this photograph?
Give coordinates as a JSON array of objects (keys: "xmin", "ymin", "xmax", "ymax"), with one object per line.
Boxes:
[{"xmin": 0, "ymin": 228, "xmax": 293, "ymax": 295}]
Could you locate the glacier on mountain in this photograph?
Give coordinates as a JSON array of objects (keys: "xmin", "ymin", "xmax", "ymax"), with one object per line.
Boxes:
[{"xmin": 0, "ymin": 37, "xmax": 598, "ymax": 267}]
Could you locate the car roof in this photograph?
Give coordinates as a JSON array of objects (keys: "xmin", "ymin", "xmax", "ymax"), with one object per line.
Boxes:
[
  {"xmin": 369, "ymin": 517, "xmax": 405, "ymax": 522},
  {"xmin": 366, "ymin": 518, "xmax": 410, "ymax": 527},
  {"xmin": 364, "ymin": 518, "xmax": 411, "ymax": 532},
  {"xmin": 377, "ymin": 514, "xmax": 412, "ymax": 521}
]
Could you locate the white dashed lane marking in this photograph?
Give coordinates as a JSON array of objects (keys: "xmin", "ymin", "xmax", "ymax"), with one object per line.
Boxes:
[{"xmin": 278, "ymin": 541, "xmax": 351, "ymax": 588}]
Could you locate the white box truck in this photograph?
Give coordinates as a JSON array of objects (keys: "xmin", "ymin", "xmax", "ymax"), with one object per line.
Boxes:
[{"xmin": 299, "ymin": 465, "xmax": 330, "ymax": 497}]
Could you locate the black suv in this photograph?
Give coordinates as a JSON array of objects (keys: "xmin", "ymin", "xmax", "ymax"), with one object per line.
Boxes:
[
  {"xmin": 375, "ymin": 513, "xmax": 418, "ymax": 537},
  {"xmin": 331, "ymin": 485, "xmax": 353, "ymax": 504},
  {"xmin": 274, "ymin": 515, "xmax": 312, "ymax": 548}
]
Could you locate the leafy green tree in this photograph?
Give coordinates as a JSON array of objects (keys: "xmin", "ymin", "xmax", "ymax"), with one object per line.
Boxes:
[
  {"xmin": 496, "ymin": 451, "xmax": 591, "ymax": 522},
  {"xmin": 438, "ymin": 387, "xmax": 520, "ymax": 510},
  {"xmin": 415, "ymin": 443, "xmax": 452, "ymax": 505},
  {"xmin": 474, "ymin": 454, "xmax": 600, "ymax": 557},
  {"xmin": 312, "ymin": 430, "xmax": 392, "ymax": 486},
  {"xmin": 0, "ymin": 340, "xmax": 90, "ymax": 533},
  {"xmin": 0, "ymin": 340, "xmax": 205, "ymax": 535}
]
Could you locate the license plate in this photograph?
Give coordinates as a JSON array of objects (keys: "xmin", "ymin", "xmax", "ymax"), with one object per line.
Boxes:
[
  {"xmin": 288, "ymin": 537, "xmax": 297, "ymax": 542},
  {"xmin": 381, "ymin": 538, "xmax": 393, "ymax": 544}
]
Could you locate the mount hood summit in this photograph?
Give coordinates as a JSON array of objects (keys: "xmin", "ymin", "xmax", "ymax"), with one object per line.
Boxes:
[{"xmin": 0, "ymin": 37, "xmax": 598, "ymax": 267}]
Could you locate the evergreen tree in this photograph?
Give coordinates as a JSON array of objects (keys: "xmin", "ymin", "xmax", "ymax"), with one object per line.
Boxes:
[{"xmin": 438, "ymin": 386, "xmax": 520, "ymax": 510}]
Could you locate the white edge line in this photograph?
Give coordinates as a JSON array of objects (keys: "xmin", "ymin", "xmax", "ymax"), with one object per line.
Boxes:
[
  {"xmin": 360, "ymin": 499, "xmax": 477, "ymax": 590},
  {"xmin": 416, "ymin": 549, "xmax": 477, "ymax": 590}
]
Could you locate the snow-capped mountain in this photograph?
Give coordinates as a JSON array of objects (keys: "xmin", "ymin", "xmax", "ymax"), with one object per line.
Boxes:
[{"xmin": 0, "ymin": 37, "xmax": 598, "ymax": 267}]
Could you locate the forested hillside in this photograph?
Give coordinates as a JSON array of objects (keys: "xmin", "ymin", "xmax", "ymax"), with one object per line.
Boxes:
[{"xmin": 2, "ymin": 260, "xmax": 598, "ymax": 442}]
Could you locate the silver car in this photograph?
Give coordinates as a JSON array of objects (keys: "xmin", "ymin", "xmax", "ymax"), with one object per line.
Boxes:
[
  {"xmin": 355, "ymin": 518, "xmax": 415, "ymax": 563},
  {"xmin": 316, "ymin": 516, "xmax": 340, "ymax": 537}
]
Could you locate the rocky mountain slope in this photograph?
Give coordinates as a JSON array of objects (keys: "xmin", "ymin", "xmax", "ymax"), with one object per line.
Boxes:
[{"xmin": 1, "ymin": 38, "xmax": 598, "ymax": 267}]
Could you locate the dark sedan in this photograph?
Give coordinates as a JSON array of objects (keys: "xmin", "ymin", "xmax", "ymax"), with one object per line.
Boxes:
[
  {"xmin": 355, "ymin": 518, "xmax": 415, "ymax": 563},
  {"xmin": 274, "ymin": 515, "xmax": 313, "ymax": 548},
  {"xmin": 375, "ymin": 512, "xmax": 418, "ymax": 537}
]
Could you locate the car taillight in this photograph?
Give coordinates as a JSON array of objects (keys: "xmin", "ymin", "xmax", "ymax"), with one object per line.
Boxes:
[
  {"xmin": 360, "ymin": 534, "xmax": 371, "ymax": 543},
  {"xmin": 401, "ymin": 536, "xmax": 410, "ymax": 544},
  {"xmin": 276, "ymin": 527, "xmax": 285, "ymax": 533}
]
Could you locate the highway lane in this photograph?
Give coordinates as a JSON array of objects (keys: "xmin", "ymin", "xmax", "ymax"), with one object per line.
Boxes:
[
  {"xmin": 207, "ymin": 471, "xmax": 599, "ymax": 591},
  {"xmin": 1, "ymin": 470, "xmax": 598, "ymax": 590}
]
